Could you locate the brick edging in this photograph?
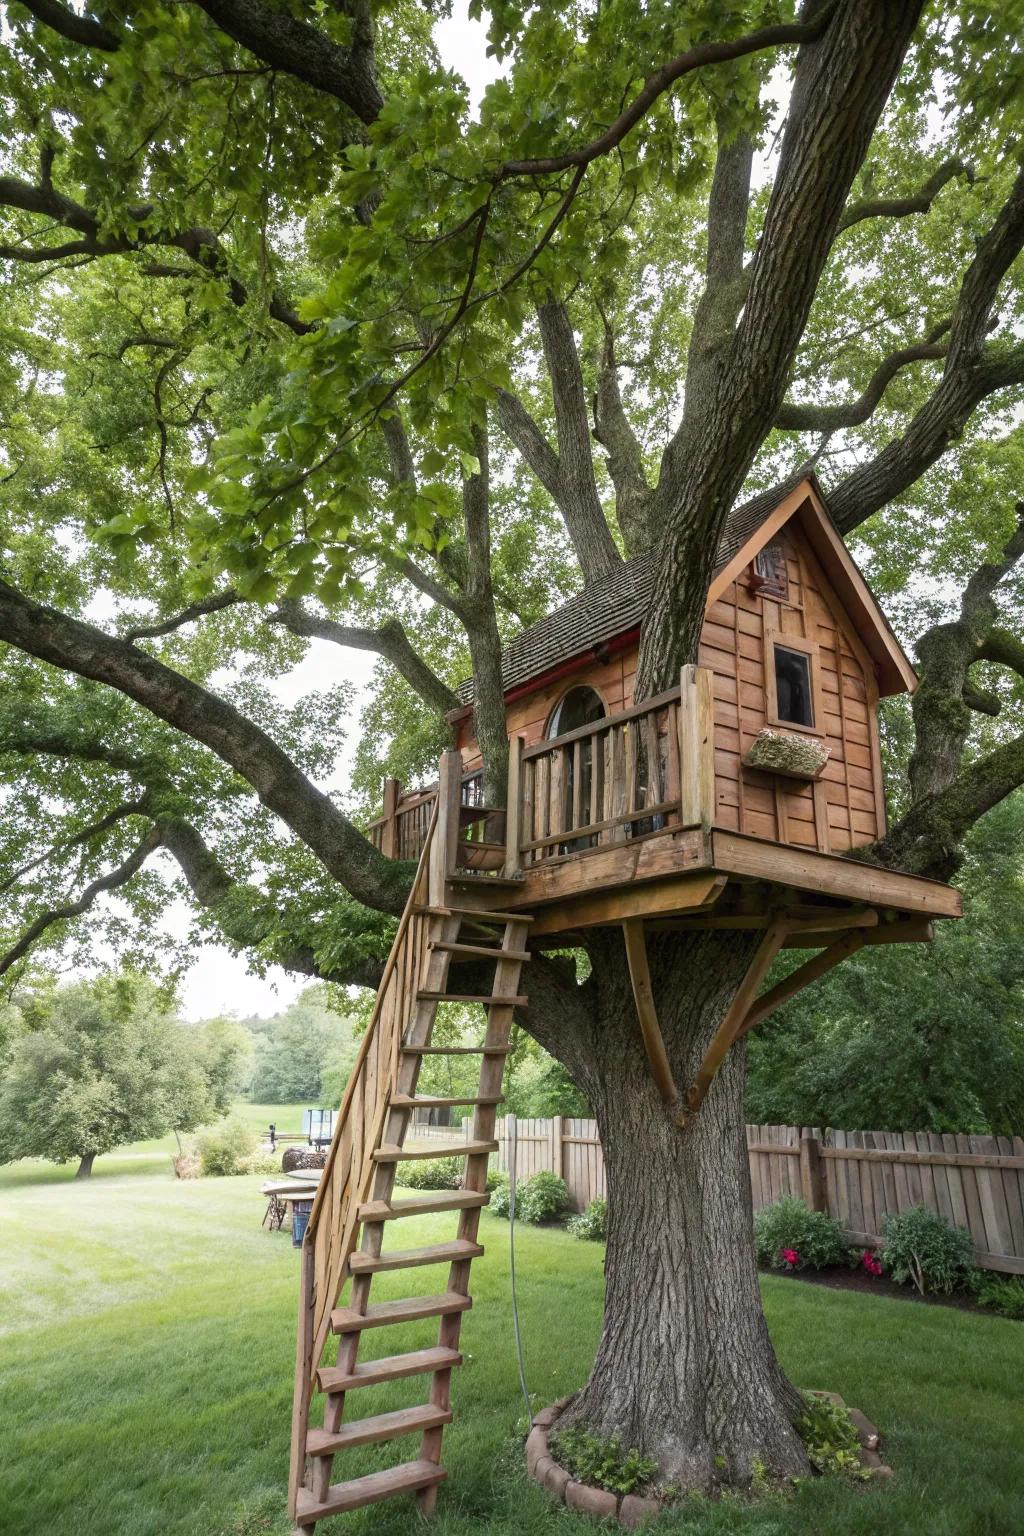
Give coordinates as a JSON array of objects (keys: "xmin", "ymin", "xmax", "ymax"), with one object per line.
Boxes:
[{"xmin": 526, "ymin": 1393, "xmax": 892, "ymax": 1525}]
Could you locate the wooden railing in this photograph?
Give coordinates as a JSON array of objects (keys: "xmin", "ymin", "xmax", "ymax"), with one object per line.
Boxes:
[
  {"xmin": 365, "ymin": 665, "xmax": 715, "ymax": 877},
  {"xmin": 289, "ymin": 803, "xmax": 439, "ymax": 1505},
  {"xmin": 507, "ymin": 667, "xmax": 714, "ymax": 870},
  {"xmin": 366, "ymin": 768, "xmax": 487, "ymax": 863}
]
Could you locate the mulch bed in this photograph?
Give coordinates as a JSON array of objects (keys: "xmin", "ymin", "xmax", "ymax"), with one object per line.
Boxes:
[{"xmin": 760, "ymin": 1262, "xmax": 984, "ymax": 1315}]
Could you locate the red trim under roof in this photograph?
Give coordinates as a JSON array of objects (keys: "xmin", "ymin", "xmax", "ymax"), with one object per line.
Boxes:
[{"xmin": 503, "ymin": 627, "xmax": 641, "ymax": 705}]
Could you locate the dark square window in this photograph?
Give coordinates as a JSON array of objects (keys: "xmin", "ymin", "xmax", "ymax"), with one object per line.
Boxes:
[{"xmin": 774, "ymin": 645, "xmax": 814, "ymax": 727}]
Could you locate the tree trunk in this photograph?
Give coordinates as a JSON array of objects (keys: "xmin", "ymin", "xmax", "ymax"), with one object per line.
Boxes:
[
  {"xmin": 529, "ymin": 931, "xmax": 808, "ymax": 1488},
  {"xmin": 75, "ymin": 1151, "xmax": 96, "ymax": 1179}
]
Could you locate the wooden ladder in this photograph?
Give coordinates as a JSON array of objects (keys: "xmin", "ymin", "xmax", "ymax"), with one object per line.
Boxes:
[{"xmin": 289, "ymin": 782, "xmax": 530, "ymax": 1531}]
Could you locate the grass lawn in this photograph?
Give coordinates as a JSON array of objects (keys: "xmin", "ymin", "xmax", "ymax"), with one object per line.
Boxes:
[
  {"xmin": 0, "ymin": 1103, "xmax": 306, "ymax": 1189},
  {"xmin": 1, "ymin": 1148, "xmax": 1023, "ymax": 1536}
]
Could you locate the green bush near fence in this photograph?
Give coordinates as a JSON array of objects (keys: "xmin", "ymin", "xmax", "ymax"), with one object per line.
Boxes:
[
  {"xmin": 754, "ymin": 1196, "xmax": 851, "ymax": 1271},
  {"xmin": 880, "ymin": 1206, "xmax": 976, "ymax": 1295}
]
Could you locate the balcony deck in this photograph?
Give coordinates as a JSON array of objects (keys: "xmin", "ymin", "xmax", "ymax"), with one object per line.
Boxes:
[{"xmin": 368, "ymin": 673, "xmax": 960, "ymax": 944}]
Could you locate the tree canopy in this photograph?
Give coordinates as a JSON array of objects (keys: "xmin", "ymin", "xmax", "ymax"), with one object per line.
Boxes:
[{"xmin": 0, "ymin": 970, "xmax": 249, "ymax": 1176}]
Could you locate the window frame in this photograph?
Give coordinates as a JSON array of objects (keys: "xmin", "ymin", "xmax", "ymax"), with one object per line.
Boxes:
[
  {"xmin": 750, "ymin": 538, "xmax": 788, "ymax": 599},
  {"xmin": 764, "ymin": 631, "xmax": 825, "ymax": 736},
  {"xmin": 544, "ymin": 682, "xmax": 608, "ymax": 741}
]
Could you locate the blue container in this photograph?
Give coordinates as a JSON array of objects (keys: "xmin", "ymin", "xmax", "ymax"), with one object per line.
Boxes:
[{"xmin": 292, "ymin": 1199, "xmax": 313, "ymax": 1248}]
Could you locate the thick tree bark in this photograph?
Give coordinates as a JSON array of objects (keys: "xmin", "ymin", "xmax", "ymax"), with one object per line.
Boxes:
[
  {"xmin": 75, "ymin": 1151, "xmax": 96, "ymax": 1179},
  {"xmin": 524, "ymin": 934, "xmax": 808, "ymax": 1487}
]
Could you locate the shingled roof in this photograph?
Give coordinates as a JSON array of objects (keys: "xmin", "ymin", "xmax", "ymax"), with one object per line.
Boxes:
[{"xmin": 457, "ymin": 473, "xmax": 809, "ymax": 705}]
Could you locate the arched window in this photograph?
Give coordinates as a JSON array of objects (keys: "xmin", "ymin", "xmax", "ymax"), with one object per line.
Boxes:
[
  {"xmin": 546, "ymin": 684, "xmax": 606, "ymax": 739},
  {"xmin": 545, "ymin": 686, "xmax": 607, "ymax": 849}
]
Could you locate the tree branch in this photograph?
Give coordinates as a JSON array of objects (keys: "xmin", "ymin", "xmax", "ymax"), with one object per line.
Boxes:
[
  {"xmin": 0, "ymin": 826, "xmax": 161, "ymax": 978},
  {"xmin": 122, "ymin": 590, "xmax": 243, "ymax": 643},
  {"xmin": 592, "ymin": 321, "xmax": 652, "ymax": 555},
  {"xmin": 495, "ymin": 388, "xmax": 563, "ymax": 504},
  {"xmin": 828, "ymin": 164, "xmax": 1024, "ymax": 533},
  {"xmin": 192, "ymin": 0, "xmax": 383, "ymax": 125},
  {"xmin": 0, "ymin": 176, "xmax": 311, "ymax": 336},
  {"xmin": 0, "ymin": 578, "xmax": 412, "ymax": 913},
  {"xmin": 0, "ymin": 801, "xmax": 148, "ymax": 896},
  {"xmin": 775, "ymin": 327, "xmax": 949, "ymax": 431},
  {"xmin": 493, "ymin": 8, "xmax": 839, "ymax": 180},
  {"xmin": 637, "ymin": 0, "xmax": 924, "ymax": 697},
  {"xmin": 537, "ymin": 300, "xmax": 621, "ymax": 582},
  {"xmin": 12, "ymin": 0, "xmax": 118, "ymax": 51},
  {"xmin": 837, "ymin": 156, "xmax": 973, "ymax": 233},
  {"xmin": 862, "ymin": 507, "xmax": 1024, "ymax": 878},
  {"xmin": 270, "ymin": 603, "xmax": 459, "ymax": 717}
]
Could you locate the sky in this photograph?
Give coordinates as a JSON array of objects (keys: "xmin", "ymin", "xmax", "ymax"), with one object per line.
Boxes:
[{"xmin": 173, "ymin": 5, "xmax": 503, "ymax": 1021}]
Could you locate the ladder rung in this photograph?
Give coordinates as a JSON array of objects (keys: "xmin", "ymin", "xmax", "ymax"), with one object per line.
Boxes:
[
  {"xmin": 331, "ymin": 1291, "xmax": 471, "ymax": 1334},
  {"xmin": 295, "ymin": 1460, "xmax": 446, "ymax": 1520},
  {"xmin": 418, "ymin": 991, "xmax": 527, "ymax": 1006},
  {"xmin": 431, "ymin": 941, "xmax": 531, "ymax": 962},
  {"xmin": 448, "ymin": 872, "xmax": 524, "ymax": 887},
  {"xmin": 317, "ymin": 1345, "xmax": 462, "ymax": 1394},
  {"xmin": 414, "ymin": 905, "xmax": 534, "ymax": 924},
  {"xmin": 391, "ymin": 1093, "xmax": 502, "ymax": 1109},
  {"xmin": 307, "ymin": 1403, "xmax": 452, "ymax": 1456},
  {"xmin": 402, "ymin": 1044, "xmax": 511, "ymax": 1055},
  {"xmin": 374, "ymin": 1139, "xmax": 497, "ymax": 1162},
  {"xmin": 349, "ymin": 1239, "xmax": 483, "ymax": 1275},
  {"xmin": 358, "ymin": 1190, "xmax": 489, "ymax": 1221}
]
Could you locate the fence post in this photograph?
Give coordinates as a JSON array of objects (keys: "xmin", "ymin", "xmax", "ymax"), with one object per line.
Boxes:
[
  {"xmin": 380, "ymin": 777, "xmax": 400, "ymax": 859},
  {"xmin": 799, "ymin": 1131, "xmax": 827, "ymax": 1212}
]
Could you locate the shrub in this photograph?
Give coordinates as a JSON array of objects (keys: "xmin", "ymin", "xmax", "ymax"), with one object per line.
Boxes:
[
  {"xmin": 245, "ymin": 1149, "xmax": 282, "ymax": 1176},
  {"xmin": 974, "ymin": 1272, "xmax": 1024, "ymax": 1320},
  {"xmin": 567, "ymin": 1198, "xmax": 607, "ymax": 1241},
  {"xmin": 197, "ymin": 1119, "xmax": 257, "ymax": 1177},
  {"xmin": 488, "ymin": 1175, "xmax": 520, "ymax": 1218},
  {"xmin": 794, "ymin": 1393, "xmax": 862, "ymax": 1476},
  {"xmin": 880, "ymin": 1205, "xmax": 974, "ymax": 1295},
  {"xmin": 172, "ymin": 1150, "xmax": 201, "ymax": 1180},
  {"xmin": 753, "ymin": 1195, "xmax": 850, "ymax": 1271},
  {"xmin": 548, "ymin": 1426, "xmax": 656, "ymax": 1495},
  {"xmin": 396, "ymin": 1157, "xmax": 462, "ymax": 1190},
  {"xmin": 519, "ymin": 1170, "xmax": 569, "ymax": 1224}
]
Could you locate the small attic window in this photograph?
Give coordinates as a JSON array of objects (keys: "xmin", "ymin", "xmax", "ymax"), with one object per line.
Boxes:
[
  {"xmin": 774, "ymin": 645, "xmax": 814, "ymax": 728},
  {"xmin": 751, "ymin": 540, "xmax": 787, "ymax": 598}
]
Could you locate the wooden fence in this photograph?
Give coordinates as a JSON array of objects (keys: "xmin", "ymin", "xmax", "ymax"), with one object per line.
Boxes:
[{"xmin": 409, "ymin": 1117, "xmax": 1024, "ymax": 1274}]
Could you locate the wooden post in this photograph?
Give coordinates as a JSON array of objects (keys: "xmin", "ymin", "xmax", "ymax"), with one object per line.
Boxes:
[
  {"xmin": 504, "ymin": 735, "xmax": 524, "ymax": 878},
  {"xmin": 799, "ymin": 1131, "xmax": 827, "ymax": 1212},
  {"xmin": 428, "ymin": 749, "xmax": 463, "ymax": 906},
  {"xmin": 380, "ymin": 777, "xmax": 400, "ymax": 859},
  {"xmin": 679, "ymin": 665, "xmax": 715, "ymax": 834},
  {"xmin": 622, "ymin": 918, "xmax": 680, "ymax": 1109},
  {"xmin": 287, "ymin": 1239, "xmax": 316, "ymax": 1523}
]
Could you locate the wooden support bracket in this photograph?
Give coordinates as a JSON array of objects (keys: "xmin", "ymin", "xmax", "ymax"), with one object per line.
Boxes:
[
  {"xmin": 683, "ymin": 919, "xmax": 789, "ymax": 1120},
  {"xmin": 622, "ymin": 918, "xmax": 680, "ymax": 1110},
  {"xmin": 737, "ymin": 930, "xmax": 867, "ymax": 1038}
]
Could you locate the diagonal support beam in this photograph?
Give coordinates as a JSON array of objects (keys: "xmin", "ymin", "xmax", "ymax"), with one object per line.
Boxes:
[
  {"xmin": 622, "ymin": 918, "xmax": 680, "ymax": 1109},
  {"xmin": 736, "ymin": 930, "xmax": 866, "ymax": 1038},
  {"xmin": 683, "ymin": 918, "xmax": 790, "ymax": 1119}
]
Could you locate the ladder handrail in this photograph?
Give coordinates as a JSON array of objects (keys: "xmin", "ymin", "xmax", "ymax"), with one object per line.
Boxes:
[
  {"xmin": 300, "ymin": 798, "xmax": 436, "ymax": 1241},
  {"xmin": 303, "ymin": 797, "xmax": 438, "ymax": 1243}
]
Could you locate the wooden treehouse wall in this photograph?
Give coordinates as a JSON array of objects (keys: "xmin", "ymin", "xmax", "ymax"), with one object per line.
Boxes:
[{"xmin": 455, "ymin": 523, "xmax": 886, "ymax": 859}]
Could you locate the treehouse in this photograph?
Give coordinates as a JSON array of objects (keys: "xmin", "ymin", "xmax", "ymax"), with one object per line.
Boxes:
[{"xmin": 287, "ymin": 475, "xmax": 960, "ymax": 1533}]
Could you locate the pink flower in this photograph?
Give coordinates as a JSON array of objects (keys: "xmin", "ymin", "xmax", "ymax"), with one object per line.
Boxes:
[
  {"xmin": 860, "ymin": 1249, "xmax": 882, "ymax": 1277},
  {"xmin": 780, "ymin": 1247, "xmax": 800, "ymax": 1268}
]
